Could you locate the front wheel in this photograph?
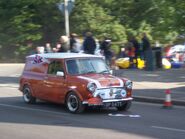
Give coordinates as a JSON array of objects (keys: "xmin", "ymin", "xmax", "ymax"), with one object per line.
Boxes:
[
  {"xmin": 23, "ymin": 85, "xmax": 36, "ymax": 104},
  {"xmin": 66, "ymin": 92, "xmax": 85, "ymax": 113},
  {"xmin": 117, "ymin": 101, "xmax": 132, "ymax": 111}
]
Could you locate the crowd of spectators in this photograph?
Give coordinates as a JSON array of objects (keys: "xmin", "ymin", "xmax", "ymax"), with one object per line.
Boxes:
[{"xmin": 28, "ymin": 32, "xmax": 153, "ymax": 69}]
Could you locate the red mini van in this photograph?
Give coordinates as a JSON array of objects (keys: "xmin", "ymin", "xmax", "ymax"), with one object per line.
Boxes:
[{"xmin": 19, "ymin": 53, "xmax": 133, "ymax": 113}]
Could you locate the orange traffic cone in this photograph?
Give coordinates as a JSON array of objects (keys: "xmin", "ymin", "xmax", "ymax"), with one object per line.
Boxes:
[{"xmin": 163, "ymin": 89, "xmax": 172, "ymax": 108}]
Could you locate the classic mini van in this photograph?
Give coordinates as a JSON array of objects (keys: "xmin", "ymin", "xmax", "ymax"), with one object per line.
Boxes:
[{"xmin": 19, "ymin": 53, "xmax": 133, "ymax": 113}]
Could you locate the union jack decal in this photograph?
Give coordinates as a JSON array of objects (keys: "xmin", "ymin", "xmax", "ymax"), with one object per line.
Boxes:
[{"xmin": 33, "ymin": 55, "xmax": 43, "ymax": 64}]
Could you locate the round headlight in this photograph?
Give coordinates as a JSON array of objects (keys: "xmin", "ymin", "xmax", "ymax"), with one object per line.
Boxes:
[
  {"xmin": 87, "ymin": 82, "xmax": 97, "ymax": 93},
  {"xmin": 125, "ymin": 80, "xmax": 132, "ymax": 89}
]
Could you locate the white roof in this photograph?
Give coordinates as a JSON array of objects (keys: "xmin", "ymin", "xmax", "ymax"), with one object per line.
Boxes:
[{"xmin": 27, "ymin": 53, "xmax": 102, "ymax": 59}]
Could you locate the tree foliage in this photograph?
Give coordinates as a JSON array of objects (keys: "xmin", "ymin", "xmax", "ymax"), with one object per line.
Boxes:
[
  {"xmin": 0, "ymin": 0, "xmax": 62, "ymax": 46},
  {"xmin": 70, "ymin": 0, "xmax": 126, "ymax": 41},
  {"xmin": 0, "ymin": 0, "xmax": 185, "ymax": 52}
]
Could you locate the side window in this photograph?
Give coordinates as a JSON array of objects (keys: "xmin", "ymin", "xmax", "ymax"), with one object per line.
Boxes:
[
  {"xmin": 48, "ymin": 61, "xmax": 63, "ymax": 75},
  {"xmin": 66, "ymin": 59, "xmax": 79, "ymax": 75}
]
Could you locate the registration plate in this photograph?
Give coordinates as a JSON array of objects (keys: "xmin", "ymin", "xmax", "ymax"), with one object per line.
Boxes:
[
  {"xmin": 98, "ymin": 88, "xmax": 126, "ymax": 99},
  {"xmin": 104, "ymin": 102, "xmax": 123, "ymax": 107}
]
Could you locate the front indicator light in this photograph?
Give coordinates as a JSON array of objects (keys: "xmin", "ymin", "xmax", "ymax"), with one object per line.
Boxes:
[
  {"xmin": 125, "ymin": 80, "xmax": 132, "ymax": 89},
  {"xmin": 87, "ymin": 82, "xmax": 97, "ymax": 93}
]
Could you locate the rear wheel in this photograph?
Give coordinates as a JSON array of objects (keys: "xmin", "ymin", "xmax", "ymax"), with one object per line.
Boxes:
[
  {"xmin": 117, "ymin": 101, "xmax": 131, "ymax": 111},
  {"xmin": 66, "ymin": 92, "xmax": 85, "ymax": 113},
  {"xmin": 23, "ymin": 85, "xmax": 36, "ymax": 104}
]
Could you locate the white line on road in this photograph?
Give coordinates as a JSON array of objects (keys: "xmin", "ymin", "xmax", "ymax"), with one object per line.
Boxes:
[
  {"xmin": 7, "ymin": 74, "xmax": 21, "ymax": 77},
  {"xmin": 152, "ymin": 126, "xmax": 185, "ymax": 133},
  {"xmin": 108, "ymin": 113, "xmax": 141, "ymax": 118},
  {"xmin": 0, "ymin": 103, "xmax": 70, "ymax": 116},
  {"xmin": 0, "ymin": 84, "xmax": 18, "ymax": 88}
]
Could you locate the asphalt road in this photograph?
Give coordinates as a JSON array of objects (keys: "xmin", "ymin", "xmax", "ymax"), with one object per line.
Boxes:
[
  {"xmin": 0, "ymin": 64, "xmax": 185, "ymax": 139},
  {"xmin": 0, "ymin": 87, "xmax": 185, "ymax": 139}
]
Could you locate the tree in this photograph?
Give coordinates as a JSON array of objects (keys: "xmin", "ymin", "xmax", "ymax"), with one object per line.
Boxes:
[
  {"xmin": 0, "ymin": 0, "xmax": 184, "ymax": 61},
  {"xmin": 70, "ymin": 0, "xmax": 126, "ymax": 41},
  {"xmin": 0, "ymin": 0, "xmax": 62, "ymax": 46}
]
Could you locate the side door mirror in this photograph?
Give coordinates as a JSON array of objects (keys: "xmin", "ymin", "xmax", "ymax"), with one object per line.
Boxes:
[{"xmin": 56, "ymin": 71, "xmax": 64, "ymax": 77}]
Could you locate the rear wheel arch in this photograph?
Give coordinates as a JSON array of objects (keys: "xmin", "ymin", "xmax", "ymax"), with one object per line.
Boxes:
[
  {"xmin": 22, "ymin": 83, "xmax": 37, "ymax": 97},
  {"xmin": 22, "ymin": 85, "xmax": 36, "ymax": 104}
]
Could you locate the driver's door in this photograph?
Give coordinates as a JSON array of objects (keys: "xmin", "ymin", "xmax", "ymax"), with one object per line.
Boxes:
[{"xmin": 43, "ymin": 60, "xmax": 67, "ymax": 103}]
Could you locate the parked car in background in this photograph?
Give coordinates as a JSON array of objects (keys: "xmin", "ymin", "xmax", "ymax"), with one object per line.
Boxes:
[
  {"xmin": 166, "ymin": 45, "xmax": 185, "ymax": 62},
  {"xmin": 168, "ymin": 45, "xmax": 185, "ymax": 54},
  {"xmin": 19, "ymin": 53, "xmax": 133, "ymax": 113},
  {"xmin": 165, "ymin": 45, "xmax": 185, "ymax": 69}
]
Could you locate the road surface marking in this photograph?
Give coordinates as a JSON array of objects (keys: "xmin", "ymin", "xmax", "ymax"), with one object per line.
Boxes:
[
  {"xmin": 108, "ymin": 113, "xmax": 141, "ymax": 118},
  {"xmin": 0, "ymin": 84, "xmax": 18, "ymax": 88},
  {"xmin": 9, "ymin": 74, "xmax": 21, "ymax": 77},
  {"xmin": 152, "ymin": 126, "xmax": 185, "ymax": 133},
  {"xmin": 0, "ymin": 103, "xmax": 70, "ymax": 116}
]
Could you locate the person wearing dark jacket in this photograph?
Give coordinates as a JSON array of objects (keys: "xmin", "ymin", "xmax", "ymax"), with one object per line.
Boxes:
[
  {"xmin": 130, "ymin": 36, "xmax": 140, "ymax": 67},
  {"xmin": 141, "ymin": 33, "xmax": 153, "ymax": 70},
  {"xmin": 142, "ymin": 33, "xmax": 151, "ymax": 52},
  {"xmin": 70, "ymin": 33, "xmax": 77, "ymax": 52},
  {"xmin": 100, "ymin": 38, "xmax": 113, "ymax": 66},
  {"xmin": 83, "ymin": 32, "xmax": 96, "ymax": 54},
  {"xmin": 141, "ymin": 33, "xmax": 152, "ymax": 59}
]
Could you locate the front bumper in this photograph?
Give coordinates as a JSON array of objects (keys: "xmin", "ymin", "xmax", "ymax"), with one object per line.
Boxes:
[{"xmin": 82, "ymin": 97, "xmax": 133, "ymax": 105}]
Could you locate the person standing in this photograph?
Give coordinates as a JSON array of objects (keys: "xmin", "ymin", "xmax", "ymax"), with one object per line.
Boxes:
[
  {"xmin": 45, "ymin": 43, "xmax": 52, "ymax": 53},
  {"xmin": 70, "ymin": 33, "xmax": 81, "ymax": 53},
  {"xmin": 130, "ymin": 36, "xmax": 140, "ymax": 67},
  {"xmin": 142, "ymin": 33, "xmax": 151, "ymax": 56},
  {"xmin": 83, "ymin": 32, "xmax": 96, "ymax": 54},
  {"xmin": 100, "ymin": 37, "xmax": 113, "ymax": 66},
  {"xmin": 125, "ymin": 39, "xmax": 135, "ymax": 68},
  {"xmin": 58, "ymin": 35, "xmax": 70, "ymax": 52},
  {"xmin": 141, "ymin": 33, "xmax": 153, "ymax": 70}
]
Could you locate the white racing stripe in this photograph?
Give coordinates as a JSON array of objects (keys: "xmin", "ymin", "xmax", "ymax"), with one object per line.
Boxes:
[
  {"xmin": 114, "ymin": 77, "xmax": 124, "ymax": 87},
  {"xmin": 78, "ymin": 76, "xmax": 102, "ymax": 88},
  {"xmin": 152, "ymin": 126, "xmax": 185, "ymax": 133},
  {"xmin": 78, "ymin": 76, "xmax": 124, "ymax": 88}
]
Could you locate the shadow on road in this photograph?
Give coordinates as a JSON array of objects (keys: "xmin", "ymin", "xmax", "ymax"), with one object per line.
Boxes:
[{"xmin": 0, "ymin": 95, "xmax": 184, "ymax": 139}]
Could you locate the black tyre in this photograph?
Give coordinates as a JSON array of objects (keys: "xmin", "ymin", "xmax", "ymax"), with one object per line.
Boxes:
[
  {"xmin": 66, "ymin": 92, "xmax": 85, "ymax": 113},
  {"xmin": 23, "ymin": 85, "xmax": 36, "ymax": 104},
  {"xmin": 117, "ymin": 101, "xmax": 132, "ymax": 111}
]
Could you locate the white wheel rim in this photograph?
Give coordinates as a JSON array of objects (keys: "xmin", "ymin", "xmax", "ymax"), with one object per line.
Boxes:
[
  {"xmin": 23, "ymin": 88, "xmax": 31, "ymax": 102},
  {"xmin": 67, "ymin": 95, "xmax": 78, "ymax": 112}
]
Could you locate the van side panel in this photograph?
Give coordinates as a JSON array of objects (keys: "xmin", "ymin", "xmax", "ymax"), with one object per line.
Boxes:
[
  {"xmin": 24, "ymin": 57, "xmax": 47, "ymax": 73},
  {"xmin": 20, "ymin": 57, "xmax": 48, "ymax": 98}
]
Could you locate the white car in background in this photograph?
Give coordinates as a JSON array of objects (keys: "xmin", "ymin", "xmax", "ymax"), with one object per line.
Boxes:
[
  {"xmin": 168, "ymin": 45, "xmax": 185, "ymax": 55},
  {"xmin": 167, "ymin": 44, "xmax": 185, "ymax": 62}
]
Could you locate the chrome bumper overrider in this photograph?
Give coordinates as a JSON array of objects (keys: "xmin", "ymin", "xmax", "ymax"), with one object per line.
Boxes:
[{"xmin": 82, "ymin": 97, "xmax": 133, "ymax": 104}]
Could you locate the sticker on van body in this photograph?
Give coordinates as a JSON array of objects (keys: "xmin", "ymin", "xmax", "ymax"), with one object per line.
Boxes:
[
  {"xmin": 32, "ymin": 55, "xmax": 50, "ymax": 64},
  {"xmin": 33, "ymin": 55, "xmax": 43, "ymax": 64}
]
